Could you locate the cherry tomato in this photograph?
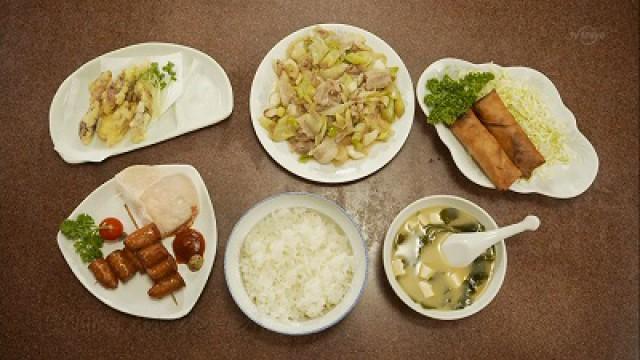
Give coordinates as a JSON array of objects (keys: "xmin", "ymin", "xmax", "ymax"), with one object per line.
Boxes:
[{"xmin": 99, "ymin": 217, "xmax": 124, "ymax": 241}]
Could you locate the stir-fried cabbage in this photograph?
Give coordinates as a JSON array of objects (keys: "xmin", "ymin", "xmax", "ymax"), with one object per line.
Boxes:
[{"xmin": 260, "ymin": 27, "xmax": 404, "ymax": 164}]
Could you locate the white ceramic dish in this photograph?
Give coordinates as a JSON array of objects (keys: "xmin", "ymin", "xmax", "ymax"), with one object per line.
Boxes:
[
  {"xmin": 249, "ymin": 24, "xmax": 415, "ymax": 183},
  {"xmin": 383, "ymin": 195, "xmax": 506, "ymax": 320},
  {"xmin": 50, "ymin": 42, "xmax": 234, "ymax": 163},
  {"xmin": 416, "ymin": 58, "xmax": 599, "ymax": 198},
  {"xmin": 57, "ymin": 164, "xmax": 217, "ymax": 319},
  {"xmin": 225, "ymin": 192, "xmax": 367, "ymax": 335}
]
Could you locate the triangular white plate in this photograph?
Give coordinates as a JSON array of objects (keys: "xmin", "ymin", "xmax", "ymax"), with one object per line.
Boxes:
[
  {"xmin": 50, "ymin": 42, "xmax": 234, "ymax": 163},
  {"xmin": 57, "ymin": 164, "xmax": 217, "ymax": 319},
  {"xmin": 416, "ymin": 58, "xmax": 599, "ymax": 198}
]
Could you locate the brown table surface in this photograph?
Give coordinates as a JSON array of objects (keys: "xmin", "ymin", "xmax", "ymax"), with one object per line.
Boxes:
[{"xmin": 1, "ymin": 1, "xmax": 638, "ymax": 359}]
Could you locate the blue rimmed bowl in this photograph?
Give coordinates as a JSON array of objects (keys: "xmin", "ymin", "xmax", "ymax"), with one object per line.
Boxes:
[{"xmin": 224, "ymin": 192, "xmax": 368, "ymax": 335}]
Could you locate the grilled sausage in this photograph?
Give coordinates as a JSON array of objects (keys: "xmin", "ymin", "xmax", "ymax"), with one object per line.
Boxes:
[
  {"xmin": 147, "ymin": 256, "xmax": 177, "ymax": 281},
  {"xmin": 106, "ymin": 250, "xmax": 137, "ymax": 282},
  {"xmin": 122, "ymin": 247, "xmax": 144, "ymax": 273},
  {"xmin": 148, "ymin": 272, "xmax": 185, "ymax": 299},
  {"xmin": 88, "ymin": 259, "xmax": 118, "ymax": 289},
  {"xmin": 124, "ymin": 223, "xmax": 161, "ymax": 250},
  {"xmin": 136, "ymin": 242, "xmax": 169, "ymax": 269}
]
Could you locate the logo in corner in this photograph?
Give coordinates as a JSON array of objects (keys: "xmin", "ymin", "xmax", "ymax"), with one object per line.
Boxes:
[{"xmin": 570, "ymin": 26, "xmax": 606, "ymax": 45}]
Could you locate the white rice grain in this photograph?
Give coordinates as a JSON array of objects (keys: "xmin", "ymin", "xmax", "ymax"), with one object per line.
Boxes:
[{"xmin": 240, "ymin": 207, "xmax": 354, "ymax": 322}]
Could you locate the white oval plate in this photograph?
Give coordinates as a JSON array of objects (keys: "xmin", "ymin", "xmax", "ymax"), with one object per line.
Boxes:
[
  {"xmin": 50, "ymin": 43, "xmax": 234, "ymax": 163},
  {"xmin": 416, "ymin": 58, "xmax": 599, "ymax": 198},
  {"xmin": 383, "ymin": 195, "xmax": 507, "ymax": 320},
  {"xmin": 57, "ymin": 164, "xmax": 217, "ymax": 319},
  {"xmin": 250, "ymin": 24, "xmax": 415, "ymax": 183},
  {"xmin": 225, "ymin": 192, "xmax": 368, "ymax": 335}
]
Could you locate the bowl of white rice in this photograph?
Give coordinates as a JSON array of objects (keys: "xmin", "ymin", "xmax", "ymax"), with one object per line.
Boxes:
[{"xmin": 224, "ymin": 192, "xmax": 368, "ymax": 335}]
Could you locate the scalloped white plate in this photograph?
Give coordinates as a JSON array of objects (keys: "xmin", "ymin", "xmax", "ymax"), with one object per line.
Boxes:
[
  {"xmin": 56, "ymin": 164, "xmax": 217, "ymax": 319},
  {"xmin": 416, "ymin": 58, "xmax": 598, "ymax": 198},
  {"xmin": 250, "ymin": 24, "xmax": 414, "ymax": 183},
  {"xmin": 50, "ymin": 43, "xmax": 233, "ymax": 163}
]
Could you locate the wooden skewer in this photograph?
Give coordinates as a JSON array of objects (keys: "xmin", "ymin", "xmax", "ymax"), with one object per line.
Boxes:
[
  {"xmin": 124, "ymin": 204, "xmax": 139, "ymax": 229},
  {"xmin": 124, "ymin": 204, "xmax": 178, "ymax": 306}
]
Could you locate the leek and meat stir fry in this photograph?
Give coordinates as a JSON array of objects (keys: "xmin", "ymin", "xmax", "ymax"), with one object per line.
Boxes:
[{"xmin": 260, "ymin": 27, "xmax": 405, "ymax": 164}]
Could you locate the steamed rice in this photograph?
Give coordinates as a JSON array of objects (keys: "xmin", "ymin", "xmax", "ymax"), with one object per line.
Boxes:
[{"xmin": 240, "ymin": 207, "xmax": 354, "ymax": 322}]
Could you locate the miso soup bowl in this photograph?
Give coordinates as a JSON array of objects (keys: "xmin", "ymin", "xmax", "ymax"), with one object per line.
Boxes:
[{"xmin": 382, "ymin": 195, "xmax": 507, "ymax": 320}]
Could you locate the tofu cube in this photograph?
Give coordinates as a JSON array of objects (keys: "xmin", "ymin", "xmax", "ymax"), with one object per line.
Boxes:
[
  {"xmin": 429, "ymin": 212, "xmax": 444, "ymax": 224},
  {"xmin": 392, "ymin": 259, "xmax": 405, "ymax": 276},
  {"xmin": 419, "ymin": 265, "xmax": 435, "ymax": 279},
  {"xmin": 446, "ymin": 273, "xmax": 464, "ymax": 289},
  {"xmin": 418, "ymin": 281, "xmax": 434, "ymax": 298}
]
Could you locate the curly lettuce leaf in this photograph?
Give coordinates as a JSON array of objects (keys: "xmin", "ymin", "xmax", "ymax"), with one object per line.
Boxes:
[{"xmin": 424, "ymin": 72, "xmax": 494, "ymax": 125}]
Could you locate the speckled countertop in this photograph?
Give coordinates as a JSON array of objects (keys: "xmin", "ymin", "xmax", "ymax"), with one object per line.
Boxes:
[{"xmin": 1, "ymin": 1, "xmax": 638, "ymax": 359}]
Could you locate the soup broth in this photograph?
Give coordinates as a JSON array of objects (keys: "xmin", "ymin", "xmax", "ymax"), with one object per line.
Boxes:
[{"xmin": 391, "ymin": 207, "xmax": 495, "ymax": 310}]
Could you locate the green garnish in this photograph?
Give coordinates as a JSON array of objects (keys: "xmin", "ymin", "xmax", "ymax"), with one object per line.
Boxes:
[
  {"xmin": 60, "ymin": 213, "xmax": 103, "ymax": 263},
  {"xmin": 299, "ymin": 154, "xmax": 313, "ymax": 163},
  {"xmin": 162, "ymin": 62, "xmax": 177, "ymax": 82},
  {"xmin": 424, "ymin": 72, "xmax": 495, "ymax": 126},
  {"xmin": 141, "ymin": 61, "xmax": 177, "ymax": 90}
]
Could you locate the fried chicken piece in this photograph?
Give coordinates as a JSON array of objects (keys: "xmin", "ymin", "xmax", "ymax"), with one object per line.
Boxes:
[
  {"xmin": 78, "ymin": 71, "xmax": 112, "ymax": 144},
  {"xmin": 97, "ymin": 101, "xmax": 134, "ymax": 146}
]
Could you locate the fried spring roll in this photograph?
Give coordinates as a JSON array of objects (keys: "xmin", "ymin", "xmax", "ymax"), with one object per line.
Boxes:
[
  {"xmin": 148, "ymin": 272, "xmax": 185, "ymax": 299},
  {"xmin": 89, "ymin": 259, "xmax": 118, "ymax": 289},
  {"xmin": 122, "ymin": 248, "xmax": 144, "ymax": 274},
  {"xmin": 136, "ymin": 242, "xmax": 169, "ymax": 269},
  {"xmin": 106, "ymin": 250, "xmax": 137, "ymax": 282},
  {"xmin": 124, "ymin": 223, "xmax": 161, "ymax": 250},
  {"xmin": 473, "ymin": 90, "xmax": 545, "ymax": 178},
  {"xmin": 147, "ymin": 256, "xmax": 178, "ymax": 281},
  {"xmin": 451, "ymin": 110, "xmax": 522, "ymax": 190}
]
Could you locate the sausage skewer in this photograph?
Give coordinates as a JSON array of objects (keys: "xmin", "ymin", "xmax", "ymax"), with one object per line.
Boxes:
[
  {"xmin": 136, "ymin": 242, "xmax": 170, "ymax": 269},
  {"xmin": 148, "ymin": 273, "xmax": 185, "ymax": 299},
  {"xmin": 147, "ymin": 256, "xmax": 178, "ymax": 282},
  {"xmin": 122, "ymin": 248, "xmax": 144, "ymax": 274},
  {"xmin": 123, "ymin": 204, "xmax": 180, "ymax": 304},
  {"xmin": 106, "ymin": 250, "xmax": 137, "ymax": 282},
  {"xmin": 124, "ymin": 223, "xmax": 161, "ymax": 250},
  {"xmin": 87, "ymin": 203, "xmax": 186, "ymax": 304},
  {"xmin": 89, "ymin": 259, "xmax": 118, "ymax": 289}
]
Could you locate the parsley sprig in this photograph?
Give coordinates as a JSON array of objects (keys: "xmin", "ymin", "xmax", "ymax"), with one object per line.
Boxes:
[
  {"xmin": 60, "ymin": 213, "xmax": 103, "ymax": 263},
  {"xmin": 141, "ymin": 61, "xmax": 177, "ymax": 90},
  {"xmin": 424, "ymin": 72, "xmax": 495, "ymax": 126}
]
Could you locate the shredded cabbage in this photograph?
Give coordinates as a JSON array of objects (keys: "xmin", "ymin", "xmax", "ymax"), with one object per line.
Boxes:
[{"xmin": 488, "ymin": 71, "xmax": 571, "ymax": 167}]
